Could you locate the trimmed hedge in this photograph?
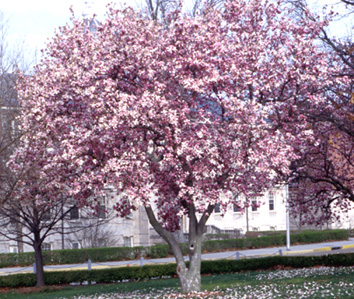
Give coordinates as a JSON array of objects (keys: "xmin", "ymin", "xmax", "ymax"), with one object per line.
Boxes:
[
  {"xmin": 43, "ymin": 246, "xmax": 145, "ymax": 265},
  {"xmin": 0, "ymin": 229, "xmax": 348, "ymax": 268},
  {"xmin": 201, "ymin": 229, "xmax": 348, "ymax": 253},
  {"xmin": 3, "ymin": 253, "xmax": 354, "ymax": 288},
  {"xmin": 0, "ymin": 246, "xmax": 145, "ymax": 268}
]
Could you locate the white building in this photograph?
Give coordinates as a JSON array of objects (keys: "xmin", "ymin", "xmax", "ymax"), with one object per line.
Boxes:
[
  {"xmin": 1, "ymin": 184, "xmax": 354, "ymax": 254},
  {"xmin": 203, "ymin": 186, "xmax": 288, "ymax": 235}
]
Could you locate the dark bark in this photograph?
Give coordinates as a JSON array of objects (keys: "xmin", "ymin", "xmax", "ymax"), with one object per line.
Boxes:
[
  {"xmin": 341, "ymin": 0, "xmax": 354, "ymax": 6},
  {"xmin": 33, "ymin": 231, "xmax": 45, "ymax": 287}
]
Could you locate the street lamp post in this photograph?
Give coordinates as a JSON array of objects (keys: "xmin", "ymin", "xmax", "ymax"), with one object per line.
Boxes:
[{"xmin": 286, "ymin": 184, "xmax": 290, "ymax": 251}]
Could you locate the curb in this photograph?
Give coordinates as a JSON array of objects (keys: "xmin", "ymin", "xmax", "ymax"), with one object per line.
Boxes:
[
  {"xmin": 234, "ymin": 243, "xmax": 354, "ymax": 258},
  {"xmin": 283, "ymin": 249, "xmax": 313, "ymax": 255},
  {"xmin": 284, "ymin": 244, "xmax": 354, "ymax": 256},
  {"xmin": 342, "ymin": 244, "xmax": 354, "ymax": 249}
]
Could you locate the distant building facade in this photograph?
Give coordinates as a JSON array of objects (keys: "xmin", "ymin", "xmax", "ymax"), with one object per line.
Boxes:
[
  {"xmin": 1, "ymin": 184, "xmax": 354, "ymax": 254},
  {"xmin": 202, "ymin": 186, "xmax": 289, "ymax": 235}
]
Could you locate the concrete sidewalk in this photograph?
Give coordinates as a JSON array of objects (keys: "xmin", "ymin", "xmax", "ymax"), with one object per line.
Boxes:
[{"xmin": 1, "ymin": 238, "xmax": 354, "ymax": 275}]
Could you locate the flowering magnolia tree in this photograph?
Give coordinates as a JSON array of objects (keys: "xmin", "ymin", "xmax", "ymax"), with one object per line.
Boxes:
[
  {"xmin": 289, "ymin": 97, "xmax": 354, "ymax": 226},
  {"xmin": 285, "ymin": 0, "xmax": 354, "ymax": 226},
  {"xmin": 16, "ymin": 0, "xmax": 335, "ymax": 293}
]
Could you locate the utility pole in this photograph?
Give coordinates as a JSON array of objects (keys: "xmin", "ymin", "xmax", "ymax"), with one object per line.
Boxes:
[
  {"xmin": 61, "ymin": 198, "xmax": 64, "ymax": 250},
  {"xmin": 286, "ymin": 184, "xmax": 290, "ymax": 251},
  {"xmin": 246, "ymin": 206, "xmax": 249, "ymax": 232}
]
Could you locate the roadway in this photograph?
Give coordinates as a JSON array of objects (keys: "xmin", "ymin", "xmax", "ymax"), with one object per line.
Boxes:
[{"xmin": 1, "ymin": 238, "xmax": 354, "ymax": 275}]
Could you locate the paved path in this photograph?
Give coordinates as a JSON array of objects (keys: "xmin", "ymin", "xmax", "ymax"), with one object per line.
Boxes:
[{"xmin": 1, "ymin": 238, "xmax": 354, "ymax": 275}]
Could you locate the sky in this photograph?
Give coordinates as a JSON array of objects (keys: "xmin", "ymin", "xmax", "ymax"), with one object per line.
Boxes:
[
  {"xmin": 1, "ymin": 0, "xmax": 353, "ymax": 63},
  {"xmin": 2, "ymin": 0, "xmax": 126, "ymax": 56}
]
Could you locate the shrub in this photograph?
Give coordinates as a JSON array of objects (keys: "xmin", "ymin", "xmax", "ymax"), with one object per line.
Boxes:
[
  {"xmin": 144, "ymin": 244, "xmax": 171, "ymax": 259},
  {"xmin": 202, "ymin": 229, "xmax": 346, "ymax": 252},
  {"xmin": 3, "ymin": 253, "xmax": 354, "ymax": 288},
  {"xmin": 204, "ymin": 234, "xmax": 234, "ymax": 240},
  {"xmin": 0, "ymin": 273, "xmax": 36, "ymax": 288},
  {"xmin": 0, "ymin": 252, "xmax": 35, "ymax": 268},
  {"xmin": 292, "ymin": 229, "xmax": 348, "ymax": 244},
  {"xmin": 0, "ymin": 229, "xmax": 347, "ymax": 268},
  {"xmin": 202, "ymin": 238, "xmax": 245, "ymax": 252}
]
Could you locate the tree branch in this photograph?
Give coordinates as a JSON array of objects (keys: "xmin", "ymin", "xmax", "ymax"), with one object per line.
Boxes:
[{"xmin": 144, "ymin": 205, "xmax": 185, "ymax": 264}]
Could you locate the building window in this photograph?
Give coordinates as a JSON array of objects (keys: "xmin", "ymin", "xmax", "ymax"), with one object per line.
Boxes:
[
  {"xmin": 97, "ymin": 197, "xmax": 106, "ymax": 219},
  {"xmin": 124, "ymin": 236, "xmax": 132, "ymax": 247},
  {"xmin": 233, "ymin": 204, "xmax": 241, "ymax": 212},
  {"xmin": 70, "ymin": 205, "xmax": 79, "ymax": 220},
  {"xmin": 125, "ymin": 212, "xmax": 133, "ymax": 219},
  {"xmin": 251, "ymin": 200, "xmax": 258, "ymax": 212},
  {"xmin": 214, "ymin": 203, "xmax": 221, "ymax": 213},
  {"xmin": 71, "ymin": 242, "xmax": 80, "ymax": 249},
  {"xmin": 269, "ymin": 199, "xmax": 274, "ymax": 211},
  {"xmin": 42, "ymin": 209, "xmax": 51, "ymax": 221},
  {"xmin": 97, "ymin": 204, "xmax": 106, "ymax": 219},
  {"xmin": 233, "ymin": 194, "xmax": 240, "ymax": 212},
  {"xmin": 9, "ymin": 245, "xmax": 18, "ymax": 253},
  {"xmin": 269, "ymin": 192, "xmax": 274, "ymax": 210},
  {"xmin": 98, "ymin": 239, "xmax": 107, "ymax": 248},
  {"xmin": 42, "ymin": 243, "xmax": 51, "ymax": 251}
]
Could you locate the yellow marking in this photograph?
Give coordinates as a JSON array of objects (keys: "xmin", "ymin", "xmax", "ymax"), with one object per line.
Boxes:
[
  {"xmin": 314, "ymin": 247, "xmax": 331, "ymax": 252},
  {"xmin": 342, "ymin": 244, "xmax": 354, "ymax": 249},
  {"xmin": 283, "ymin": 249, "xmax": 314, "ymax": 255}
]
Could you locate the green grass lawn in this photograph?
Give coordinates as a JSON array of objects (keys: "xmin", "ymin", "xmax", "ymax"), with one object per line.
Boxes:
[{"xmin": 2, "ymin": 266, "xmax": 354, "ymax": 298}]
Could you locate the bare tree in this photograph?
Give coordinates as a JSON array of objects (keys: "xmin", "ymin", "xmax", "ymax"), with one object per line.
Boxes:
[
  {"xmin": 142, "ymin": 0, "xmax": 225, "ymax": 21},
  {"xmin": 0, "ymin": 199, "xmax": 71, "ymax": 286},
  {"xmin": 189, "ymin": 0, "xmax": 224, "ymax": 16},
  {"xmin": 67, "ymin": 215, "xmax": 118, "ymax": 249},
  {"xmin": 0, "ymin": 12, "xmax": 21, "ymax": 206},
  {"xmin": 0, "ymin": 11, "xmax": 117, "ymax": 288},
  {"xmin": 0, "ymin": 11, "xmax": 35, "ymax": 206},
  {"xmin": 0, "ymin": 188, "xmax": 114, "ymax": 287}
]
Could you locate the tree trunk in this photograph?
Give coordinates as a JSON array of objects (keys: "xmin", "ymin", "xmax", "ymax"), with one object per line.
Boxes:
[
  {"xmin": 33, "ymin": 234, "xmax": 45, "ymax": 287},
  {"xmin": 145, "ymin": 204, "xmax": 213, "ymax": 293},
  {"xmin": 16, "ymin": 222, "xmax": 24, "ymax": 253},
  {"xmin": 177, "ymin": 234, "xmax": 203, "ymax": 293}
]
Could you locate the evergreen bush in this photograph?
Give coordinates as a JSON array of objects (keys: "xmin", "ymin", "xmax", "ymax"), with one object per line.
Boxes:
[
  {"xmin": 3, "ymin": 252, "xmax": 354, "ymax": 288},
  {"xmin": 0, "ymin": 229, "xmax": 347, "ymax": 268}
]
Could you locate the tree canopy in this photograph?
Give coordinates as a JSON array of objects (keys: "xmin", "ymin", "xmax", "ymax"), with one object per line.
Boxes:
[
  {"xmin": 284, "ymin": 0, "xmax": 354, "ymax": 225},
  {"xmin": 14, "ymin": 0, "xmax": 339, "ymax": 292}
]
